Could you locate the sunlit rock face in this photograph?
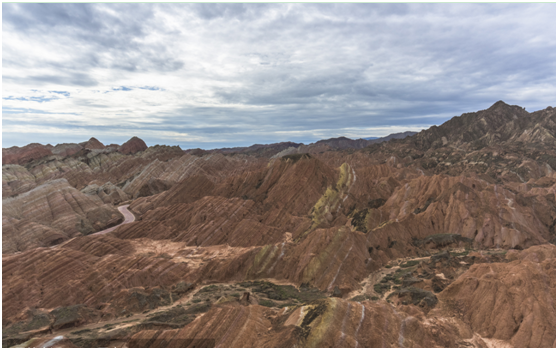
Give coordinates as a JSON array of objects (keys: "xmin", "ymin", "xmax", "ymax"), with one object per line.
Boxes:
[{"xmin": 2, "ymin": 102, "xmax": 555, "ymax": 347}]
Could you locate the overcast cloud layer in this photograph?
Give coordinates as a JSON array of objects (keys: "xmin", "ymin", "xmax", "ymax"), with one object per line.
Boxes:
[{"xmin": 2, "ymin": 3, "xmax": 556, "ymax": 149}]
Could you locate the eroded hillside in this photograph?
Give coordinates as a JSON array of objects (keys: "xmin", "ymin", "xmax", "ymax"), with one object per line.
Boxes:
[{"xmin": 2, "ymin": 101, "xmax": 555, "ymax": 347}]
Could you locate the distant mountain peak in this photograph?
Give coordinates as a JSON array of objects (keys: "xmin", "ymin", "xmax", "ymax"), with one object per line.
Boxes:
[
  {"xmin": 79, "ymin": 137, "xmax": 105, "ymax": 150},
  {"xmin": 118, "ymin": 136, "xmax": 148, "ymax": 155}
]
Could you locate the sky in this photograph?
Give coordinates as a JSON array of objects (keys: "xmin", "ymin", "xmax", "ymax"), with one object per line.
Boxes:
[{"xmin": 2, "ymin": 3, "xmax": 556, "ymax": 150}]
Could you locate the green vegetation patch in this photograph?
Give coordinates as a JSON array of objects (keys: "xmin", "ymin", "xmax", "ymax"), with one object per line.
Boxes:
[
  {"xmin": 237, "ymin": 280, "xmax": 326, "ymax": 303},
  {"xmin": 349, "ymin": 295, "xmax": 375, "ymax": 302},
  {"xmin": 450, "ymin": 250, "xmax": 470, "ymax": 257},
  {"xmin": 51, "ymin": 304, "xmax": 89, "ymax": 330},
  {"xmin": 387, "ymin": 287, "xmax": 438, "ymax": 308},
  {"xmin": 299, "ymin": 300, "xmax": 329, "ymax": 340},
  {"xmin": 349, "ymin": 208, "xmax": 369, "ymax": 232},
  {"xmin": 259, "ymin": 299, "xmax": 277, "ymax": 308},
  {"xmin": 143, "ymin": 307, "xmax": 195, "ymax": 327},
  {"xmin": 198, "ymin": 285, "xmax": 219, "ymax": 293},
  {"xmin": 415, "ymin": 233, "xmax": 473, "ymax": 248},
  {"xmin": 373, "ymin": 283, "xmax": 391, "ymax": 296},
  {"xmin": 367, "ymin": 198, "xmax": 386, "ymax": 209},
  {"xmin": 392, "ymin": 267, "xmax": 417, "ymax": 284}
]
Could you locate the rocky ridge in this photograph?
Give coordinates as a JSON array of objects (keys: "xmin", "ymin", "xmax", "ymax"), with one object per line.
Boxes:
[{"xmin": 2, "ymin": 101, "xmax": 555, "ymax": 347}]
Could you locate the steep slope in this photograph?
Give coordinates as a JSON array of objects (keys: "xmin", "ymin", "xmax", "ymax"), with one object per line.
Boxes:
[
  {"xmin": 2, "ymin": 143, "xmax": 52, "ymax": 165},
  {"xmin": 118, "ymin": 136, "xmax": 148, "ymax": 155},
  {"xmin": 439, "ymin": 245, "xmax": 556, "ymax": 347},
  {"xmin": 1, "ymin": 102, "xmax": 555, "ymax": 348},
  {"xmin": 186, "ymin": 141, "xmax": 303, "ymax": 158},
  {"xmin": 2, "ymin": 179, "xmax": 123, "ymax": 253},
  {"xmin": 79, "ymin": 137, "xmax": 105, "ymax": 150}
]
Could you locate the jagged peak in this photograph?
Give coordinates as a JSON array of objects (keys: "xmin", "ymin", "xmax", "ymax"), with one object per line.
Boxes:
[
  {"xmin": 118, "ymin": 136, "xmax": 148, "ymax": 155},
  {"xmin": 489, "ymin": 100, "xmax": 509, "ymax": 109},
  {"xmin": 79, "ymin": 137, "xmax": 105, "ymax": 149}
]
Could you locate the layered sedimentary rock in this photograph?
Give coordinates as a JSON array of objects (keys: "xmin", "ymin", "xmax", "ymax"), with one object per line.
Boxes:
[
  {"xmin": 187, "ymin": 141, "xmax": 303, "ymax": 158},
  {"xmin": 440, "ymin": 245, "xmax": 556, "ymax": 347},
  {"xmin": 1, "ymin": 142, "xmax": 189, "ymax": 199},
  {"xmin": 81, "ymin": 181, "xmax": 130, "ymax": 205},
  {"xmin": 50, "ymin": 143, "xmax": 83, "ymax": 157},
  {"xmin": 122, "ymin": 153, "xmax": 264, "ymax": 199},
  {"xmin": 2, "ymin": 179, "xmax": 123, "ymax": 253},
  {"xmin": 2, "ymin": 143, "xmax": 52, "ymax": 165},
  {"xmin": 2, "ymin": 164, "xmax": 37, "ymax": 198},
  {"xmin": 79, "ymin": 137, "xmax": 105, "ymax": 150},
  {"xmin": 118, "ymin": 136, "xmax": 148, "ymax": 155},
  {"xmin": 2, "ymin": 102, "xmax": 555, "ymax": 347}
]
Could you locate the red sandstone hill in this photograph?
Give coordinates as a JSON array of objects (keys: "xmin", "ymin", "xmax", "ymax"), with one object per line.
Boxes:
[
  {"xmin": 2, "ymin": 143, "xmax": 52, "ymax": 165},
  {"xmin": 1, "ymin": 102, "xmax": 555, "ymax": 348},
  {"xmin": 79, "ymin": 137, "xmax": 105, "ymax": 150},
  {"xmin": 118, "ymin": 136, "xmax": 148, "ymax": 155}
]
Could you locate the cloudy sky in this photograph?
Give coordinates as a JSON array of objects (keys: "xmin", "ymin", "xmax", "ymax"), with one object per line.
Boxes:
[{"xmin": 2, "ymin": 3, "xmax": 556, "ymax": 149}]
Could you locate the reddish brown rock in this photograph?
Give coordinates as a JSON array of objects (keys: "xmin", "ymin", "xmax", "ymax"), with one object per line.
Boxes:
[
  {"xmin": 79, "ymin": 137, "xmax": 105, "ymax": 150},
  {"xmin": 2, "ymin": 143, "xmax": 52, "ymax": 165},
  {"xmin": 128, "ymin": 297, "xmax": 486, "ymax": 348},
  {"xmin": 50, "ymin": 143, "xmax": 83, "ymax": 157},
  {"xmin": 439, "ymin": 244, "xmax": 556, "ymax": 347},
  {"xmin": 2, "ymin": 179, "xmax": 123, "ymax": 253},
  {"xmin": 118, "ymin": 136, "xmax": 148, "ymax": 155},
  {"xmin": 1, "ymin": 102, "xmax": 556, "ymax": 346},
  {"xmin": 2, "ymin": 164, "xmax": 37, "ymax": 197}
]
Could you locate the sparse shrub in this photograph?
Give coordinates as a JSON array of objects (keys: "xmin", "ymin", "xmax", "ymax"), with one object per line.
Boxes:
[
  {"xmin": 199, "ymin": 285, "xmax": 219, "ymax": 293},
  {"xmin": 450, "ymin": 250, "xmax": 470, "ymax": 257},
  {"xmin": 259, "ymin": 299, "xmax": 276, "ymax": 308},
  {"xmin": 399, "ymin": 260, "xmax": 420, "ymax": 268},
  {"xmin": 374, "ymin": 283, "xmax": 390, "ymax": 295}
]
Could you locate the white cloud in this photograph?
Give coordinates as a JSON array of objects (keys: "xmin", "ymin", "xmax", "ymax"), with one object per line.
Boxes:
[{"xmin": 2, "ymin": 3, "xmax": 555, "ymax": 148}]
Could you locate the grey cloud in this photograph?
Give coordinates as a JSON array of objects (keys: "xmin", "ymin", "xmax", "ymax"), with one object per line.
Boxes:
[
  {"xmin": 2, "ymin": 3, "xmax": 555, "ymax": 149},
  {"xmin": 3, "ymin": 3, "xmax": 183, "ymax": 76},
  {"xmin": 4, "ymin": 73, "xmax": 98, "ymax": 87},
  {"xmin": 188, "ymin": 3, "xmax": 274, "ymax": 22}
]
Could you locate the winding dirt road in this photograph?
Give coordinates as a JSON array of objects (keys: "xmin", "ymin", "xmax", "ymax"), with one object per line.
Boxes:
[
  {"xmin": 91, "ymin": 204, "xmax": 135, "ymax": 236},
  {"xmin": 47, "ymin": 205, "xmax": 135, "ymax": 250}
]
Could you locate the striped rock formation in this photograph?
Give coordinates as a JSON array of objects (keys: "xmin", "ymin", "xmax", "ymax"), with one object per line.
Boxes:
[{"xmin": 2, "ymin": 102, "xmax": 555, "ymax": 347}]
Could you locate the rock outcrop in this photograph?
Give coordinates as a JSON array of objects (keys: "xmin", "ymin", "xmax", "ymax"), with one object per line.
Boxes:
[
  {"xmin": 79, "ymin": 137, "xmax": 105, "ymax": 150},
  {"xmin": 50, "ymin": 143, "xmax": 83, "ymax": 157},
  {"xmin": 2, "ymin": 143, "xmax": 52, "ymax": 165},
  {"xmin": 118, "ymin": 136, "xmax": 148, "ymax": 155},
  {"xmin": 2, "ymin": 179, "xmax": 123, "ymax": 253},
  {"xmin": 1, "ymin": 102, "xmax": 555, "ymax": 347},
  {"xmin": 440, "ymin": 244, "xmax": 556, "ymax": 347}
]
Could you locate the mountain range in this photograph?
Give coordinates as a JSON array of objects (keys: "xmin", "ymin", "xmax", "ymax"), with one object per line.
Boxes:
[{"xmin": 2, "ymin": 101, "xmax": 555, "ymax": 348}]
